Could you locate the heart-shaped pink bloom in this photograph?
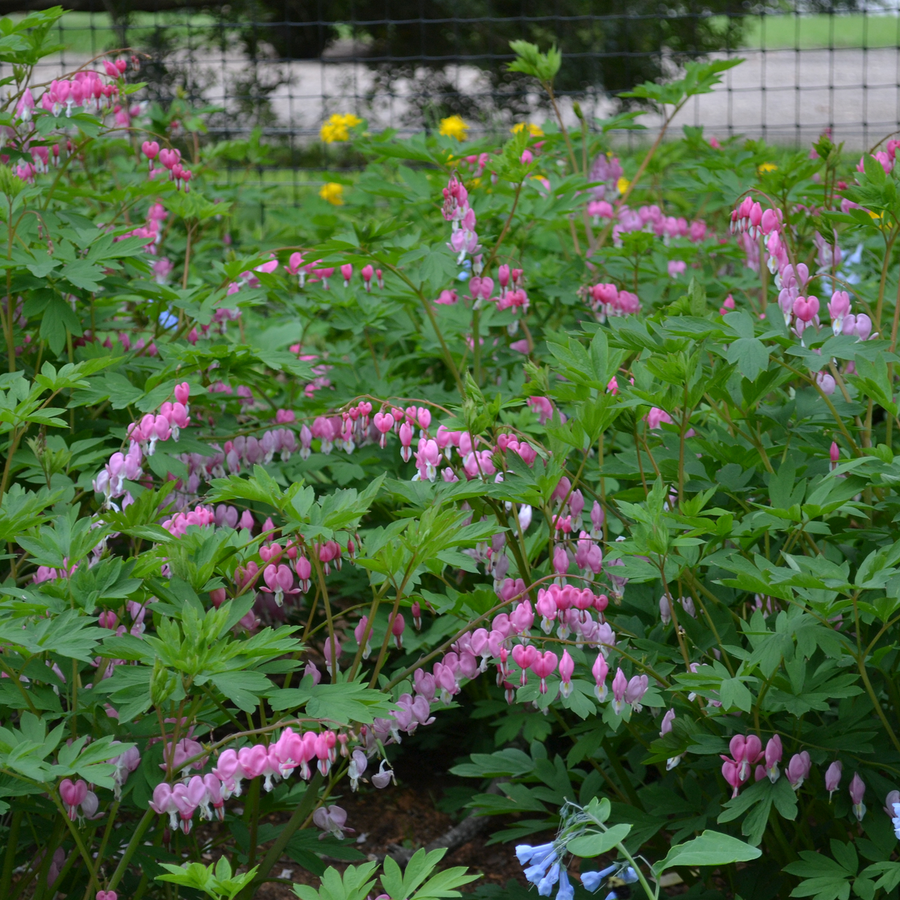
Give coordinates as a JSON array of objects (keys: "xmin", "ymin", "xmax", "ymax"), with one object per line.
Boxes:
[
  {"xmin": 511, "ymin": 643, "xmax": 538, "ymax": 671},
  {"xmin": 60, "ymin": 778, "xmax": 87, "ymax": 810},
  {"xmin": 238, "ymin": 744, "xmax": 269, "ymax": 780}
]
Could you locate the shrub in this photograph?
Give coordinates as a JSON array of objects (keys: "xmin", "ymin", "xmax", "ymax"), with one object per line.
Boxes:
[{"xmin": 2, "ymin": 11, "xmax": 900, "ymax": 900}]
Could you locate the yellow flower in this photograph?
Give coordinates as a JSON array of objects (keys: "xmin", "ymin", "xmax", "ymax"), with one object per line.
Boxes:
[
  {"xmin": 439, "ymin": 115, "xmax": 469, "ymax": 141},
  {"xmin": 757, "ymin": 162, "xmax": 778, "ymax": 174},
  {"xmin": 617, "ymin": 176, "xmax": 630, "ymax": 195},
  {"xmin": 320, "ymin": 122, "xmax": 345, "ymax": 143},
  {"xmin": 319, "ymin": 182, "xmax": 344, "ymax": 205},
  {"xmin": 320, "ymin": 113, "xmax": 362, "ymax": 144},
  {"xmin": 868, "ymin": 209, "xmax": 888, "ymax": 229},
  {"xmin": 511, "ymin": 122, "xmax": 544, "ymax": 137}
]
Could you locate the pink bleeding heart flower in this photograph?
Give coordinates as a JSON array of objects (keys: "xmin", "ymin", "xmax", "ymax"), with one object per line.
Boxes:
[
  {"xmin": 149, "ymin": 782, "xmax": 179, "ymax": 829},
  {"xmin": 610, "ymin": 667, "xmax": 628, "ymax": 714},
  {"xmin": 825, "ymin": 761, "xmax": 842, "ymax": 799},
  {"xmin": 793, "ymin": 295, "xmax": 819, "ymax": 324},
  {"xmin": 850, "ymin": 773, "xmax": 867, "ymax": 821},
  {"xmin": 764, "ymin": 735, "xmax": 782, "ymax": 783},
  {"xmin": 592, "ymin": 653, "xmax": 609, "ymax": 701},
  {"xmin": 786, "ymin": 751, "xmax": 811, "ymax": 790},
  {"xmin": 261, "ymin": 563, "xmax": 296, "ymax": 607},
  {"xmin": 238, "ymin": 744, "xmax": 269, "ymax": 780},
  {"xmin": 558, "ymin": 649, "xmax": 575, "ymax": 698},
  {"xmin": 511, "ymin": 643, "xmax": 538, "ymax": 686},
  {"xmin": 722, "ymin": 759, "xmax": 742, "ymax": 798},
  {"xmin": 530, "ymin": 650, "xmax": 558, "ymax": 694},
  {"xmin": 59, "ymin": 778, "xmax": 88, "ymax": 820}
]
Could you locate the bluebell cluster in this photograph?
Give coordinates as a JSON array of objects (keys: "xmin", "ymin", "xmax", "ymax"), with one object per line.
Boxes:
[
  {"xmin": 516, "ymin": 843, "xmax": 639, "ymax": 900},
  {"xmin": 516, "ymin": 842, "xmax": 573, "ymax": 899},
  {"xmin": 582, "ymin": 864, "xmax": 639, "ymax": 899},
  {"xmin": 892, "ymin": 802, "xmax": 900, "ymax": 839}
]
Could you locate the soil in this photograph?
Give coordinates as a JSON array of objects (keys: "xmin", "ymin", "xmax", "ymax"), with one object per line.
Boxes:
[{"xmin": 252, "ymin": 745, "xmax": 531, "ymax": 899}]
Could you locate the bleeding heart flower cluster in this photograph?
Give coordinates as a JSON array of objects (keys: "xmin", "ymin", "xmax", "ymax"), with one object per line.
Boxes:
[
  {"xmin": 168, "ymin": 428, "xmax": 298, "ymax": 509},
  {"xmin": 856, "ymin": 141, "xmax": 900, "ymax": 176},
  {"xmin": 457, "ymin": 266, "xmax": 530, "ymax": 328},
  {"xmin": 114, "ymin": 201, "xmax": 167, "ymax": 255},
  {"xmin": 285, "ymin": 253, "xmax": 385, "ymax": 291},
  {"xmin": 161, "ymin": 504, "xmax": 215, "ymax": 537},
  {"xmin": 588, "ymin": 152, "xmax": 624, "ymax": 202},
  {"xmin": 22, "ymin": 70, "xmax": 119, "ymax": 121},
  {"xmin": 609, "ymin": 204, "xmax": 707, "ymax": 246},
  {"xmin": 585, "ymin": 283, "xmax": 641, "ymax": 322},
  {"xmin": 147, "ymin": 725, "xmax": 399, "ymax": 836},
  {"xmin": 729, "ymin": 196, "xmax": 878, "ymax": 395},
  {"xmin": 11, "ymin": 66, "xmax": 135, "ymax": 182},
  {"xmin": 718, "ymin": 733, "xmax": 868, "ymax": 822},
  {"xmin": 442, "ymin": 176, "xmax": 482, "ymax": 269},
  {"xmin": 92, "ymin": 383, "xmax": 190, "ymax": 508},
  {"xmin": 141, "ymin": 141, "xmax": 192, "ymax": 190}
]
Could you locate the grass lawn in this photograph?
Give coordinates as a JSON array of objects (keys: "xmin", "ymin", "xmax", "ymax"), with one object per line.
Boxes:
[
  {"xmin": 738, "ymin": 12, "xmax": 900, "ymax": 50},
  {"xmin": 34, "ymin": 11, "xmax": 220, "ymax": 58}
]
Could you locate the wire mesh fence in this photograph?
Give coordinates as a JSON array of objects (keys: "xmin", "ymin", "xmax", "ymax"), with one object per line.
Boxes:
[{"xmin": 7, "ymin": 1, "xmax": 900, "ymax": 201}]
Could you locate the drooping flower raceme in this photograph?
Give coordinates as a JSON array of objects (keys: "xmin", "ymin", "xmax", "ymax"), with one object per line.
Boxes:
[{"xmin": 516, "ymin": 801, "xmax": 644, "ymax": 900}]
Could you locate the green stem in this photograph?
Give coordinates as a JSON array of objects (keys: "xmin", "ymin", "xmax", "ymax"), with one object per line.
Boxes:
[
  {"xmin": 1, "ymin": 810, "xmax": 22, "ymax": 898},
  {"xmin": 591, "ymin": 101, "xmax": 685, "ymax": 255},
  {"xmin": 582, "ymin": 808, "xmax": 659, "ymax": 900},
  {"xmin": 246, "ymin": 777, "xmax": 262, "ymax": 867},
  {"xmin": 5, "ymin": 195, "xmax": 15, "ymax": 373},
  {"xmin": 776, "ymin": 358, "xmax": 860, "ymax": 454},
  {"xmin": 873, "ymin": 230, "xmax": 896, "ymax": 335},
  {"xmin": 0, "ymin": 426, "xmax": 22, "ymax": 504},
  {"xmin": 482, "ymin": 180, "xmax": 524, "ymax": 274},
  {"xmin": 368, "ymin": 577, "xmax": 411, "ymax": 688},
  {"xmin": 546, "ymin": 87, "xmax": 579, "ymax": 174},
  {"xmin": 348, "ymin": 580, "xmax": 391, "ymax": 682},
  {"xmin": 81, "ymin": 799, "xmax": 120, "ymax": 900},
  {"xmin": 602, "ymin": 738, "xmax": 645, "ymax": 811},
  {"xmin": 852, "ymin": 594, "xmax": 900, "ymax": 754},
  {"xmin": 472, "ymin": 307, "xmax": 481, "ymax": 385},
  {"xmin": 18, "ymin": 817, "xmax": 66, "ymax": 900},
  {"xmin": 0, "ymin": 656, "xmax": 38, "ymax": 714},
  {"xmin": 377, "ymin": 260, "xmax": 464, "ymax": 394},
  {"xmin": 105, "ymin": 808, "xmax": 155, "ymax": 893},
  {"xmin": 51, "ymin": 792, "xmax": 101, "ymax": 894},
  {"xmin": 312, "ymin": 554, "xmax": 338, "ymax": 682},
  {"xmin": 238, "ymin": 771, "xmax": 324, "ymax": 900}
]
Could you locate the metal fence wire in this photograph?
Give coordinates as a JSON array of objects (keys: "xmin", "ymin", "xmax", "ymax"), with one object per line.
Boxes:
[{"xmin": 5, "ymin": 1, "xmax": 900, "ymax": 188}]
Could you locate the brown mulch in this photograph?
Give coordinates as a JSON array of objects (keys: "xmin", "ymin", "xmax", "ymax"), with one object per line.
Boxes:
[{"xmin": 251, "ymin": 749, "xmax": 530, "ymax": 899}]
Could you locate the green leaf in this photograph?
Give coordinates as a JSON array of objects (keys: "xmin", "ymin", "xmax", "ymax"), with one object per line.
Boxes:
[
  {"xmin": 62, "ymin": 259, "xmax": 106, "ymax": 291},
  {"xmin": 293, "ymin": 861, "xmax": 379, "ymax": 900},
  {"xmin": 269, "ymin": 679, "xmax": 395, "ymax": 724},
  {"xmin": 657, "ymin": 830, "xmax": 762, "ymax": 873},
  {"xmin": 209, "ymin": 671, "xmax": 272, "ymax": 713},
  {"xmin": 725, "ymin": 337, "xmax": 769, "ymax": 382},
  {"xmin": 567, "ymin": 824, "xmax": 632, "ymax": 857}
]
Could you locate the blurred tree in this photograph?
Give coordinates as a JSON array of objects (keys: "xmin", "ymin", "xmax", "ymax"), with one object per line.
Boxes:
[
  {"xmin": 0, "ymin": 0, "xmax": 874, "ymax": 125},
  {"xmin": 214, "ymin": 0, "xmax": 750, "ymax": 118}
]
